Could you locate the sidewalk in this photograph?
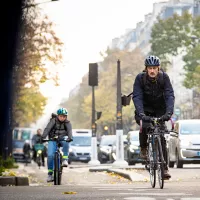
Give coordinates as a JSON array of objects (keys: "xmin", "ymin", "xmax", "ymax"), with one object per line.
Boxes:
[{"xmin": 0, "ymin": 164, "xmax": 30, "ymax": 186}]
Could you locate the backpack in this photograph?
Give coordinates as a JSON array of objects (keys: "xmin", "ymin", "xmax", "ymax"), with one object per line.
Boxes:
[
  {"xmin": 50, "ymin": 113, "xmax": 68, "ymax": 132},
  {"xmin": 141, "ymin": 69, "xmax": 164, "ymax": 89}
]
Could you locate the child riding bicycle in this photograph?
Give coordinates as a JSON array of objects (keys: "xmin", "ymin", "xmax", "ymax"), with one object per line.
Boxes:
[{"xmin": 42, "ymin": 108, "xmax": 73, "ymax": 182}]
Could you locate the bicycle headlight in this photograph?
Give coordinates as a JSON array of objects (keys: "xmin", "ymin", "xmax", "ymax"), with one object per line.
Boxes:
[{"xmin": 37, "ymin": 150, "xmax": 42, "ymax": 154}]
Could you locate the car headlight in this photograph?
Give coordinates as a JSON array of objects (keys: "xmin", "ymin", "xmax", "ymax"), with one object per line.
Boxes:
[
  {"xmin": 129, "ymin": 145, "xmax": 138, "ymax": 153},
  {"xmin": 130, "ymin": 145, "xmax": 138, "ymax": 149},
  {"xmin": 100, "ymin": 147, "xmax": 111, "ymax": 154},
  {"xmin": 180, "ymin": 140, "xmax": 191, "ymax": 147}
]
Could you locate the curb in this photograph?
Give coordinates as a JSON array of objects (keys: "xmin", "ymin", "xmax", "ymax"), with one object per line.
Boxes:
[
  {"xmin": 89, "ymin": 167, "xmax": 147, "ymax": 182},
  {"xmin": 107, "ymin": 169, "xmax": 147, "ymax": 182},
  {"xmin": 0, "ymin": 176, "xmax": 29, "ymax": 186}
]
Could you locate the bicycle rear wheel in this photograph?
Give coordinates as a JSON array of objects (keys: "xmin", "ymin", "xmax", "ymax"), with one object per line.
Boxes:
[
  {"xmin": 54, "ymin": 152, "xmax": 60, "ymax": 185},
  {"xmin": 157, "ymin": 138, "xmax": 164, "ymax": 189},
  {"xmin": 148, "ymin": 141, "xmax": 156, "ymax": 188}
]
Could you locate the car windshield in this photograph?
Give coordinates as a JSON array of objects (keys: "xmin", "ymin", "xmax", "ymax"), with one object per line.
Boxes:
[
  {"xmin": 130, "ymin": 134, "xmax": 139, "ymax": 141},
  {"xmin": 21, "ymin": 130, "xmax": 31, "ymax": 140},
  {"xmin": 101, "ymin": 136, "xmax": 116, "ymax": 146},
  {"xmin": 13, "ymin": 140, "xmax": 24, "ymax": 148},
  {"xmin": 70, "ymin": 136, "xmax": 91, "ymax": 146},
  {"xmin": 180, "ymin": 123, "xmax": 200, "ymax": 135}
]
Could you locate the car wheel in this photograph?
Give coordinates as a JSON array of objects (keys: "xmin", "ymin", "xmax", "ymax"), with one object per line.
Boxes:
[
  {"xmin": 176, "ymin": 150, "xmax": 183, "ymax": 168},
  {"xmin": 127, "ymin": 152, "xmax": 135, "ymax": 165},
  {"xmin": 168, "ymin": 150, "xmax": 174, "ymax": 168}
]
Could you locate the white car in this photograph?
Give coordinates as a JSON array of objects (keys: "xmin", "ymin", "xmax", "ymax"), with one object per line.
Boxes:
[{"xmin": 168, "ymin": 119, "xmax": 200, "ymax": 168}]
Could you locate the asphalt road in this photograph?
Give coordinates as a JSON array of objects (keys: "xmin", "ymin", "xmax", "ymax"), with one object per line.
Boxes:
[{"xmin": 0, "ymin": 162, "xmax": 200, "ymax": 200}]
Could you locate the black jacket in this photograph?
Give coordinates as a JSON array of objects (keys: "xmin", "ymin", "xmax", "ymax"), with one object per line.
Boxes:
[
  {"xmin": 23, "ymin": 143, "xmax": 31, "ymax": 154},
  {"xmin": 32, "ymin": 134, "xmax": 43, "ymax": 146},
  {"xmin": 42, "ymin": 117, "xmax": 72, "ymax": 139},
  {"xmin": 132, "ymin": 72, "xmax": 175, "ymax": 116}
]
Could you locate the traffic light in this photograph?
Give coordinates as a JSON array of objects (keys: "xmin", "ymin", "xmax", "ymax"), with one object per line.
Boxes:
[
  {"xmin": 89, "ymin": 63, "xmax": 98, "ymax": 86},
  {"xmin": 96, "ymin": 111, "xmax": 102, "ymax": 120},
  {"xmin": 104, "ymin": 125, "xmax": 109, "ymax": 135},
  {"xmin": 121, "ymin": 94, "xmax": 132, "ymax": 106}
]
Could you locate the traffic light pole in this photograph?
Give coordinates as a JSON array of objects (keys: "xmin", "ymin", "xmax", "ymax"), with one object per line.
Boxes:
[
  {"xmin": 113, "ymin": 60, "xmax": 128, "ymax": 167},
  {"xmin": 88, "ymin": 64, "xmax": 100, "ymax": 165},
  {"xmin": 89, "ymin": 86, "xmax": 100, "ymax": 165}
]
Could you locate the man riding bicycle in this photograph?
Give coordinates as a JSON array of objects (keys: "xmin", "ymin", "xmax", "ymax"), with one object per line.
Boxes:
[
  {"xmin": 42, "ymin": 107, "xmax": 73, "ymax": 182},
  {"xmin": 132, "ymin": 55, "xmax": 175, "ymax": 179},
  {"xmin": 32, "ymin": 128, "xmax": 45, "ymax": 166}
]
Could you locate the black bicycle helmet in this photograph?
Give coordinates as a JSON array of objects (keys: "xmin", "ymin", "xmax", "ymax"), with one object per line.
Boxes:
[{"xmin": 145, "ymin": 55, "xmax": 160, "ymax": 67}]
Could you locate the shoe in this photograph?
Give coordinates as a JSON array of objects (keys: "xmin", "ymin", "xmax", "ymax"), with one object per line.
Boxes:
[
  {"xmin": 62, "ymin": 160, "xmax": 68, "ymax": 167},
  {"xmin": 164, "ymin": 170, "xmax": 171, "ymax": 180},
  {"xmin": 47, "ymin": 174, "xmax": 54, "ymax": 182},
  {"xmin": 140, "ymin": 147, "xmax": 147, "ymax": 159}
]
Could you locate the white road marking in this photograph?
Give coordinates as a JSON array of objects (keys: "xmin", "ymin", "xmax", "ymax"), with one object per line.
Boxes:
[
  {"xmin": 124, "ymin": 198, "xmax": 155, "ymax": 200},
  {"xmin": 119, "ymin": 193, "xmax": 192, "ymax": 196}
]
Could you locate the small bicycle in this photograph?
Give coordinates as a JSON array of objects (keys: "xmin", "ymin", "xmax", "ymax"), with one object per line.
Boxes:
[
  {"xmin": 43, "ymin": 137, "xmax": 71, "ymax": 185},
  {"xmin": 141, "ymin": 118, "xmax": 169, "ymax": 189},
  {"xmin": 34, "ymin": 143, "xmax": 45, "ymax": 169}
]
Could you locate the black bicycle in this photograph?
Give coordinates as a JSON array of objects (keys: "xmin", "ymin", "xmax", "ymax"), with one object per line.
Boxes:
[
  {"xmin": 43, "ymin": 137, "xmax": 71, "ymax": 185},
  {"xmin": 141, "ymin": 118, "xmax": 169, "ymax": 189}
]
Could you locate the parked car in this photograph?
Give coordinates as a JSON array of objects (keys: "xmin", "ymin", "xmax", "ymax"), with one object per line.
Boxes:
[
  {"xmin": 124, "ymin": 131, "xmax": 144, "ymax": 165},
  {"xmin": 68, "ymin": 129, "xmax": 92, "ymax": 164},
  {"xmin": 97, "ymin": 135, "xmax": 116, "ymax": 163},
  {"xmin": 168, "ymin": 119, "xmax": 200, "ymax": 168},
  {"xmin": 110, "ymin": 135, "xmax": 127, "ymax": 162}
]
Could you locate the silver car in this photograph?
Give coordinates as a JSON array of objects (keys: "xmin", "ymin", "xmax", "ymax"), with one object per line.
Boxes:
[{"xmin": 168, "ymin": 119, "xmax": 200, "ymax": 168}]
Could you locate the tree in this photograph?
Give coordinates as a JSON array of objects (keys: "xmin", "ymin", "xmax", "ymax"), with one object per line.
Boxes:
[
  {"xmin": 12, "ymin": 0, "xmax": 64, "ymax": 127},
  {"xmin": 150, "ymin": 11, "xmax": 200, "ymax": 92},
  {"xmin": 150, "ymin": 11, "xmax": 192, "ymax": 69}
]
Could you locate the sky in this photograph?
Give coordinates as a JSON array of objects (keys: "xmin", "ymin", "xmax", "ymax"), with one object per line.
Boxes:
[{"xmin": 34, "ymin": 0, "xmax": 168, "ymax": 128}]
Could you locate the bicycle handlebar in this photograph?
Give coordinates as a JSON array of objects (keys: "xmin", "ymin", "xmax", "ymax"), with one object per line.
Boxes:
[
  {"xmin": 42, "ymin": 137, "xmax": 72, "ymax": 143},
  {"xmin": 139, "ymin": 117, "xmax": 174, "ymax": 134}
]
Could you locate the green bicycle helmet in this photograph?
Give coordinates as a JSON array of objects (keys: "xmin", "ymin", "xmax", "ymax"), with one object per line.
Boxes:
[{"xmin": 57, "ymin": 108, "xmax": 68, "ymax": 116}]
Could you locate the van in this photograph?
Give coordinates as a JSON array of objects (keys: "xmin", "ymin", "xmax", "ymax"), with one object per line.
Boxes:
[
  {"xmin": 68, "ymin": 129, "xmax": 92, "ymax": 164},
  {"xmin": 12, "ymin": 127, "xmax": 36, "ymax": 162},
  {"xmin": 13, "ymin": 127, "xmax": 36, "ymax": 147}
]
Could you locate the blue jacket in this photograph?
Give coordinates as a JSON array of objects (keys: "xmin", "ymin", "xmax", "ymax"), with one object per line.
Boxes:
[{"xmin": 132, "ymin": 72, "xmax": 175, "ymax": 116}]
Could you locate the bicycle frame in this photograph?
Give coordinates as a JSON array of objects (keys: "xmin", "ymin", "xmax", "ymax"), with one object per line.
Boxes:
[
  {"xmin": 140, "ymin": 118, "xmax": 170, "ymax": 189},
  {"xmin": 43, "ymin": 137, "xmax": 69, "ymax": 185}
]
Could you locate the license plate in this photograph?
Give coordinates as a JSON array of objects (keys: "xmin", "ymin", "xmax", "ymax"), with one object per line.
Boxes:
[
  {"xmin": 197, "ymin": 152, "xmax": 200, "ymax": 156},
  {"xmin": 79, "ymin": 157, "xmax": 87, "ymax": 160}
]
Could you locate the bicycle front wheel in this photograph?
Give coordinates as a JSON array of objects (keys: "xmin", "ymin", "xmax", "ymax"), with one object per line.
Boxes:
[
  {"xmin": 54, "ymin": 152, "xmax": 60, "ymax": 185},
  {"xmin": 148, "ymin": 141, "xmax": 156, "ymax": 188},
  {"xmin": 157, "ymin": 138, "xmax": 164, "ymax": 189}
]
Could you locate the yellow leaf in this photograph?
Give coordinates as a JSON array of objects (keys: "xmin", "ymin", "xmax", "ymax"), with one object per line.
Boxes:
[{"xmin": 63, "ymin": 191, "xmax": 77, "ymax": 194}]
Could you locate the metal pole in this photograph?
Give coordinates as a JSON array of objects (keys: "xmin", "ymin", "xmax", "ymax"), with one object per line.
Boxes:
[
  {"xmin": 92, "ymin": 86, "xmax": 95, "ymax": 136},
  {"xmin": 89, "ymin": 86, "xmax": 100, "ymax": 165},
  {"xmin": 113, "ymin": 60, "xmax": 128, "ymax": 166},
  {"xmin": 116, "ymin": 60, "xmax": 123, "ymax": 130}
]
